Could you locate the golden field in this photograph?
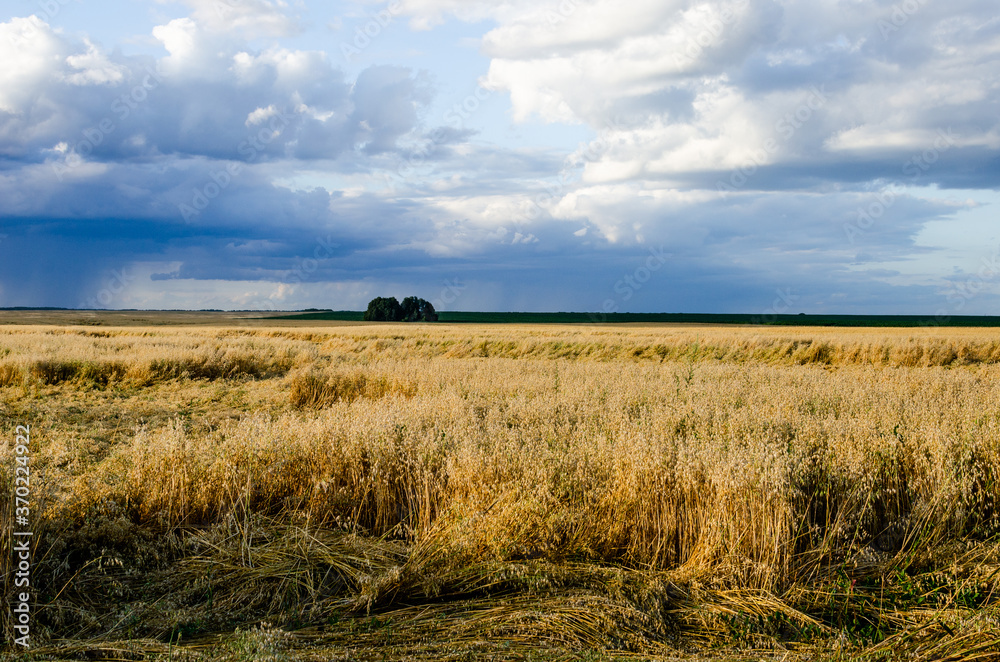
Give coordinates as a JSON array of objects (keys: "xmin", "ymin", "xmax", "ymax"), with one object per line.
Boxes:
[{"xmin": 2, "ymin": 321, "xmax": 1000, "ymax": 661}]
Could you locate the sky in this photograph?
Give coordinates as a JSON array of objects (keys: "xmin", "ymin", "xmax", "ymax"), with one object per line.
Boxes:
[{"xmin": 0, "ymin": 0, "xmax": 998, "ymax": 315}]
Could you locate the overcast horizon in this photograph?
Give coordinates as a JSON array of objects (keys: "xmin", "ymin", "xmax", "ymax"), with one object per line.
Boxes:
[{"xmin": 1, "ymin": 0, "xmax": 999, "ymax": 316}]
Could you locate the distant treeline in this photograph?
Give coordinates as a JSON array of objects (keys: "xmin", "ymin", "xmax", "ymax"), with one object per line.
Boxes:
[{"xmin": 276, "ymin": 311, "xmax": 1000, "ymax": 327}]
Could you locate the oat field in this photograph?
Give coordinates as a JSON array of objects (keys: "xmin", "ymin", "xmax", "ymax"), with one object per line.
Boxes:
[{"xmin": 2, "ymin": 321, "xmax": 1000, "ymax": 661}]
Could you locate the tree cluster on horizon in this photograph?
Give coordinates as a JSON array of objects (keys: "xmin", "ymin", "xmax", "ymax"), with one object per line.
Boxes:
[{"xmin": 363, "ymin": 296, "xmax": 438, "ymax": 322}]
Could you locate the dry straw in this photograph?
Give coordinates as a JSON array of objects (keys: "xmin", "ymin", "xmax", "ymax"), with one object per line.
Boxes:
[{"xmin": 1, "ymin": 324, "xmax": 999, "ymax": 659}]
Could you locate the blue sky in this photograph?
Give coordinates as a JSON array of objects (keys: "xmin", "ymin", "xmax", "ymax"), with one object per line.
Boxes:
[{"xmin": 1, "ymin": 0, "xmax": 998, "ymax": 314}]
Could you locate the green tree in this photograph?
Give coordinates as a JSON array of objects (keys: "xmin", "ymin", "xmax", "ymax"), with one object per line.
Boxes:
[
  {"xmin": 363, "ymin": 296, "xmax": 403, "ymax": 321},
  {"xmin": 401, "ymin": 296, "xmax": 438, "ymax": 322},
  {"xmin": 400, "ymin": 296, "xmax": 422, "ymax": 322},
  {"xmin": 364, "ymin": 296, "xmax": 438, "ymax": 322},
  {"xmin": 419, "ymin": 299, "xmax": 438, "ymax": 322}
]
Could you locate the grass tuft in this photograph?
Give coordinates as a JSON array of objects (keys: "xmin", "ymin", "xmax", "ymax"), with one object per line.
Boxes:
[{"xmin": 288, "ymin": 367, "xmax": 416, "ymax": 408}]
